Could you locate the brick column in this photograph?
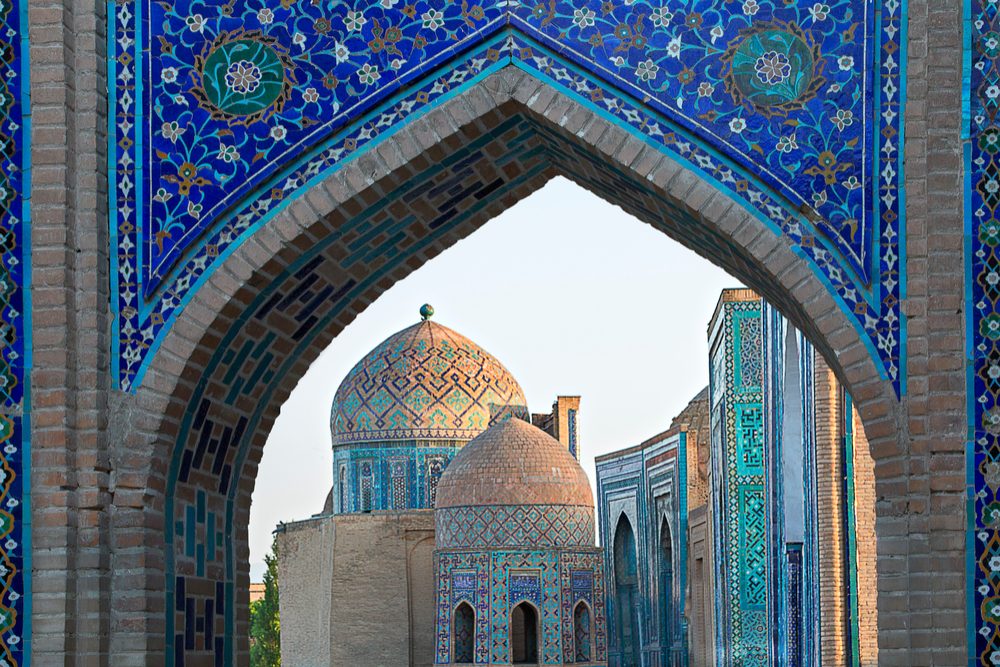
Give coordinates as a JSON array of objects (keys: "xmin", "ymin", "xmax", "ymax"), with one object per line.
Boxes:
[{"xmin": 28, "ymin": 0, "xmax": 112, "ymax": 659}]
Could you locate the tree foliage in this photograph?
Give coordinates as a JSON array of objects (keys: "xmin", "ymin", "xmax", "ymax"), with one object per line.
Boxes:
[{"xmin": 250, "ymin": 538, "xmax": 281, "ymax": 667}]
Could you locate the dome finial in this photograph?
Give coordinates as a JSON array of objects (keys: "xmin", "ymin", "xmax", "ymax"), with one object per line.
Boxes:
[{"xmin": 419, "ymin": 303, "xmax": 434, "ymax": 321}]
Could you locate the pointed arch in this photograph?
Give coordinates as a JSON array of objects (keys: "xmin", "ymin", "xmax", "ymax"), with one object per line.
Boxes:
[
  {"xmin": 613, "ymin": 515, "xmax": 641, "ymax": 666},
  {"xmin": 453, "ymin": 601, "xmax": 475, "ymax": 664},
  {"xmin": 574, "ymin": 600, "xmax": 593, "ymax": 662},
  {"xmin": 659, "ymin": 515, "xmax": 675, "ymax": 656},
  {"xmin": 510, "ymin": 601, "xmax": 539, "ymax": 664}
]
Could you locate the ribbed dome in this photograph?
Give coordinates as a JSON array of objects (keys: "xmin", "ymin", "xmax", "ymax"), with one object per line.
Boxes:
[
  {"xmin": 330, "ymin": 318, "xmax": 528, "ymax": 446},
  {"xmin": 436, "ymin": 417, "xmax": 594, "ymax": 509}
]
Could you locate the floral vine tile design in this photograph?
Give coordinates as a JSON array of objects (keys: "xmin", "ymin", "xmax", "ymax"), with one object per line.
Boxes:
[
  {"xmin": 968, "ymin": 0, "xmax": 1000, "ymax": 662},
  {"xmin": 111, "ymin": 0, "xmax": 905, "ymax": 395},
  {"xmin": 0, "ymin": 0, "xmax": 30, "ymax": 661}
]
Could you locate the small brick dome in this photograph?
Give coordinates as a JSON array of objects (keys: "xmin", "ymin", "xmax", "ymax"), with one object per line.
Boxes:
[{"xmin": 436, "ymin": 417, "xmax": 594, "ymax": 509}]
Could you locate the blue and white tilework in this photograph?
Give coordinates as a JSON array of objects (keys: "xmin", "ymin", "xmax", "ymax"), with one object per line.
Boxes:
[
  {"xmin": 110, "ymin": 0, "xmax": 906, "ymax": 394},
  {"xmin": 967, "ymin": 0, "xmax": 1000, "ymax": 661},
  {"xmin": 0, "ymin": 0, "xmax": 30, "ymax": 660}
]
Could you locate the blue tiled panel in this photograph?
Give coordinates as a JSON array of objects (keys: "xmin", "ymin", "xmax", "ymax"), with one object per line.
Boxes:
[
  {"xmin": 595, "ymin": 430, "xmax": 687, "ymax": 665},
  {"xmin": 332, "ymin": 444, "xmax": 461, "ymax": 512},
  {"xmin": 967, "ymin": 1, "xmax": 1000, "ymax": 662},
  {"xmin": 710, "ymin": 297, "xmax": 769, "ymax": 666},
  {"xmin": 0, "ymin": 0, "xmax": 30, "ymax": 660},
  {"xmin": 110, "ymin": 1, "xmax": 907, "ymax": 396},
  {"xmin": 434, "ymin": 550, "xmax": 606, "ymax": 665}
]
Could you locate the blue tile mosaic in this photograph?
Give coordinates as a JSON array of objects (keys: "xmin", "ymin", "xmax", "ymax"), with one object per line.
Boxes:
[
  {"xmin": 0, "ymin": 0, "xmax": 30, "ymax": 660},
  {"xmin": 110, "ymin": 0, "xmax": 907, "ymax": 396},
  {"xmin": 967, "ymin": 0, "xmax": 1000, "ymax": 662}
]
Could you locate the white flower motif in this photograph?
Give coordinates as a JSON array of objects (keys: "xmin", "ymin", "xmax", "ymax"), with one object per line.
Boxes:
[
  {"xmin": 573, "ymin": 7, "xmax": 596, "ymax": 29},
  {"xmin": 776, "ymin": 134, "xmax": 798, "ymax": 153},
  {"xmin": 186, "ymin": 14, "xmax": 204, "ymax": 32},
  {"xmin": 729, "ymin": 117, "xmax": 747, "ymax": 134},
  {"xmin": 808, "ymin": 3, "xmax": 830, "ymax": 21},
  {"xmin": 161, "ymin": 66, "xmax": 178, "ymax": 84},
  {"xmin": 225, "ymin": 60, "xmax": 261, "ymax": 94},
  {"xmin": 838, "ymin": 54, "xmax": 855, "ymax": 71},
  {"xmin": 698, "ymin": 81, "xmax": 715, "ymax": 97},
  {"xmin": 666, "ymin": 35, "xmax": 682, "ymax": 58},
  {"xmin": 650, "ymin": 7, "xmax": 673, "ymax": 27},
  {"xmin": 303, "ymin": 87, "xmax": 319, "ymax": 103},
  {"xmin": 742, "ymin": 0, "xmax": 759, "ymax": 15},
  {"xmin": 635, "ymin": 58, "xmax": 660, "ymax": 82},
  {"xmin": 358, "ymin": 63, "xmax": 380, "ymax": 85},
  {"xmin": 161, "ymin": 121, "xmax": 184, "ymax": 143},
  {"xmin": 832, "ymin": 109, "xmax": 854, "ymax": 131},
  {"xmin": 257, "ymin": 7, "xmax": 274, "ymax": 24},
  {"xmin": 345, "ymin": 10, "xmax": 367, "ymax": 32},
  {"xmin": 217, "ymin": 145, "xmax": 239, "ymax": 163},
  {"xmin": 270, "ymin": 125, "xmax": 287, "ymax": 141},
  {"xmin": 334, "ymin": 41, "xmax": 351, "ymax": 64},
  {"xmin": 421, "ymin": 8, "xmax": 445, "ymax": 30}
]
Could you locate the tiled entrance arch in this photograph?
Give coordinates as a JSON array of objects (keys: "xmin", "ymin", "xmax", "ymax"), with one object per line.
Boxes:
[
  {"xmin": 7, "ymin": 0, "xmax": 971, "ymax": 663},
  {"xmin": 112, "ymin": 70, "xmax": 918, "ymax": 664}
]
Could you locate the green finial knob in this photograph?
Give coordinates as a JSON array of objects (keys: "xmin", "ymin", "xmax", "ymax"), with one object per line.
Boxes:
[{"xmin": 420, "ymin": 304, "xmax": 434, "ymax": 320}]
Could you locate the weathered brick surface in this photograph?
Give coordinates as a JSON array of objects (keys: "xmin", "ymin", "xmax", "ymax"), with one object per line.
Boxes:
[{"xmin": 814, "ymin": 357, "xmax": 847, "ymax": 665}]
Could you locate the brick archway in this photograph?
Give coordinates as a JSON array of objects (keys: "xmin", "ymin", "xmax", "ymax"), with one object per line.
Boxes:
[{"xmin": 104, "ymin": 69, "xmax": 920, "ymax": 664}]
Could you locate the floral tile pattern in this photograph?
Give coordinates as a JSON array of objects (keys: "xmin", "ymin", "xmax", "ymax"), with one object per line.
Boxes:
[
  {"xmin": 111, "ymin": 0, "xmax": 906, "ymax": 396},
  {"xmin": 968, "ymin": 1, "xmax": 1000, "ymax": 662},
  {"xmin": 0, "ymin": 0, "xmax": 30, "ymax": 661}
]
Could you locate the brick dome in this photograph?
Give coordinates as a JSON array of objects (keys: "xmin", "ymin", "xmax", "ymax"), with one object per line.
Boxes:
[
  {"xmin": 436, "ymin": 417, "xmax": 594, "ymax": 509},
  {"xmin": 330, "ymin": 316, "xmax": 528, "ymax": 446}
]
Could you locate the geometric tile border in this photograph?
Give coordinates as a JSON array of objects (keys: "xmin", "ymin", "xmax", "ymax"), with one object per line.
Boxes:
[
  {"xmin": 966, "ymin": 0, "xmax": 1000, "ymax": 661},
  {"xmin": 0, "ymin": 0, "xmax": 30, "ymax": 660}
]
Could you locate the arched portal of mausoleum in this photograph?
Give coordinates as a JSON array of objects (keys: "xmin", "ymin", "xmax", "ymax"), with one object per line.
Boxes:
[{"xmin": 3, "ymin": 0, "xmax": 971, "ymax": 664}]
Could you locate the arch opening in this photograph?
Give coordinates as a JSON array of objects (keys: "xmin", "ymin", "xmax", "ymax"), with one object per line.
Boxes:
[
  {"xmin": 613, "ymin": 516, "xmax": 640, "ymax": 667},
  {"xmin": 659, "ymin": 516, "xmax": 674, "ymax": 659},
  {"xmin": 510, "ymin": 602, "xmax": 539, "ymax": 665},
  {"xmin": 574, "ymin": 601, "xmax": 593, "ymax": 663},
  {"xmin": 123, "ymin": 70, "xmax": 901, "ymax": 665},
  {"xmin": 453, "ymin": 602, "xmax": 475, "ymax": 664}
]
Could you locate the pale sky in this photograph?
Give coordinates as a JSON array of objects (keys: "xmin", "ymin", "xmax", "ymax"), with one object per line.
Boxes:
[{"xmin": 248, "ymin": 176, "xmax": 740, "ymax": 580}]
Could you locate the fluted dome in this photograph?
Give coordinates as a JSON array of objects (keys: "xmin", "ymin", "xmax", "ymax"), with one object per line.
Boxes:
[
  {"xmin": 436, "ymin": 417, "xmax": 594, "ymax": 509},
  {"xmin": 330, "ymin": 317, "xmax": 528, "ymax": 446}
]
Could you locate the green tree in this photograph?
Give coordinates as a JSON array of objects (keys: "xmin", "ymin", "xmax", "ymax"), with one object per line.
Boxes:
[{"xmin": 250, "ymin": 538, "xmax": 281, "ymax": 667}]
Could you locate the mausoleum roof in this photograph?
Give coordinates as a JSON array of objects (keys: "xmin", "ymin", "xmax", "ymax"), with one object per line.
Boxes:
[
  {"xmin": 330, "ymin": 307, "xmax": 528, "ymax": 446},
  {"xmin": 435, "ymin": 417, "xmax": 594, "ymax": 509}
]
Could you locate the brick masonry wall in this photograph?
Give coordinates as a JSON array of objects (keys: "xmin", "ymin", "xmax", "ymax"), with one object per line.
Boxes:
[
  {"xmin": 814, "ymin": 355, "xmax": 847, "ymax": 665},
  {"xmin": 28, "ymin": 0, "xmax": 113, "ymax": 660},
  {"xmin": 671, "ymin": 388, "xmax": 710, "ymax": 510},
  {"xmin": 853, "ymin": 405, "xmax": 879, "ymax": 667}
]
